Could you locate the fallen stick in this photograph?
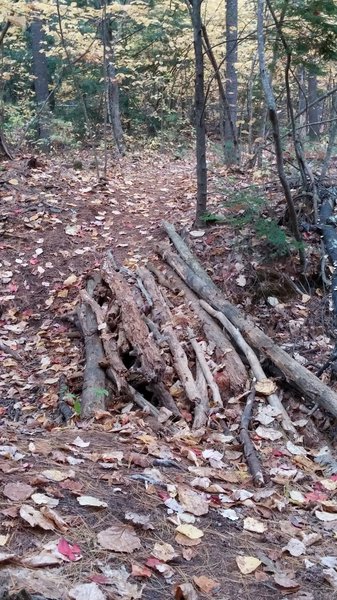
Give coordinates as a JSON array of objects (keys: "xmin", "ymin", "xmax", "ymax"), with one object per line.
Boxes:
[
  {"xmin": 240, "ymin": 387, "xmax": 264, "ymax": 486},
  {"xmin": 158, "ymin": 228, "xmax": 337, "ymax": 419},
  {"xmin": 200, "ymin": 301, "xmax": 296, "ymax": 435},
  {"xmin": 0, "ymin": 340, "xmax": 23, "ymax": 361},
  {"xmin": 188, "ymin": 328, "xmax": 223, "ymax": 408}
]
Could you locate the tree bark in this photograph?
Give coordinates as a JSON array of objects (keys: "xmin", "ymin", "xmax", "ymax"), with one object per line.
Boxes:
[
  {"xmin": 102, "ymin": 13, "xmax": 125, "ymax": 155},
  {"xmin": 308, "ymin": 73, "xmax": 320, "ymax": 140},
  {"xmin": 256, "ymin": 0, "xmax": 305, "ymax": 268},
  {"xmin": 192, "ymin": 0, "xmax": 207, "ymax": 225},
  {"xmin": 224, "ymin": 0, "xmax": 239, "ymax": 164},
  {"xmin": 30, "ymin": 19, "xmax": 51, "ymax": 149}
]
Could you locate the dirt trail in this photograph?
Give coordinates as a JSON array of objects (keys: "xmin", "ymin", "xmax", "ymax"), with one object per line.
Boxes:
[{"xmin": 0, "ymin": 152, "xmax": 336, "ymax": 600}]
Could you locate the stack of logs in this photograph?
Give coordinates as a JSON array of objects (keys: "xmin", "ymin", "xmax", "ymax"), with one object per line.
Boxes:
[{"xmin": 75, "ymin": 221, "xmax": 337, "ymax": 484}]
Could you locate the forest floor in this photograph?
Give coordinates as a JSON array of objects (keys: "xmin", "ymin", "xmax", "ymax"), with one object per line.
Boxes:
[{"xmin": 1, "ymin": 149, "xmax": 337, "ymax": 600}]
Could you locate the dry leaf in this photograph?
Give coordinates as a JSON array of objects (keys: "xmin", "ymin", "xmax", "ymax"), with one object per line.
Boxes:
[
  {"xmin": 3, "ymin": 482, "xmax": 34, "ymax": 501},
  {"xmin": 178, "ymin": 486, "xmax": 209, "ymax": 516},
  {"xmin": 131, "ymin": 563, "xmax": 152, "ymax": 578},
  {"xmin": 175, "ymin": 582, "xmax": 199, "ymax": 600},
  {"xmin": 175, "ymin": 533, "xmax": 201, "ymax": 547},
  {"xmin": 97, "ymin": 525, "xmax": 141, "ymax": 553},
  {"xmin": 255, "ymin": 426, "xmax": 283, "ymax": 441},
  {"xmin": 77, "ymin": 496, "xmax": 107, "ymax": 508},
  {"xmin": 175, "ymin": 524, "xmax": 204, "ymax": 540},
  {"xmin": 282, "ymin": 538, "xmax": 306, "ymax": 557},
  {"xmin": 236, "ymin": 556, "xmax": 261, "ymax": 575},
  {"xmin": 193, "ymin": 575, "xmax": 220, "ymax": 593},
  {"xmin": 41, "ymin": 469, "xmax": 74, "ymax": 482},
  {"xmin": 72, "ymin": 436, "xmax": 90, "ymax": 448},
  {"xmin": 69, "ymin": 583, "xmax": 106, "ymax": 600},
  {"xmin": 100, "ymin": 565, "xmax": 142, "ymax": 598},
  {"xmin": 0, "ymin": 535, "xmax": 9, "ymax": 547},
  {"xmin": 40, "ymin": 507, "xmax": 68, "ymax": 532},
  {"xmin": 274, "ymin": 572, "xmax": 300, "ymax": 591},
  {"xmin": 20, "ymin": 505, "xmax": 54, "ymax": 530},
  {"xmin": 31, "ymin": 493, "xmax": 59, "ymax": 508},
  {"xmin": 125, "ymin": 512, "xmax": 154, "ymax": 529},
  {"xmin": 315, "ymin": 510, "xmax": 337, "ymax": 522},
  {"xmin": 255, "ymin": 378, "xmax": 277, "ymax": 395},
  {"xmin": 152, "ymin": 542, "xmax": 177, "ymax": 562},
  {"xmin": 243, "ymin": 517, "xmax": 266, "ymax": 533}
]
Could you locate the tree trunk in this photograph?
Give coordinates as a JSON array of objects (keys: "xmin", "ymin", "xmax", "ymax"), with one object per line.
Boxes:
[
  {"xmin": 224, "ymin": 0, "xmax": 238, "ymax": 164},
  {"xmin": 192, "ymin": 0, "xmax": 207, "ymax": 226},
  {"xmin": 308, "ymin": 73, "xmax": 320, "ymax": 140},
  {"xmin": 30, "ymin": 19, "xmax": 50, "ymax": 149},
  {"xmin": 256, "ymin": 0, "xmax": 305, "ymax": 268},
  {"xmin": 102, "ymin": 15, "xmax": 125, "ymax": 156}
]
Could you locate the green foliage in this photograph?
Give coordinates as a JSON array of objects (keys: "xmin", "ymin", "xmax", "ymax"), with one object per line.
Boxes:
[
  {"xmin": 73, "ymin": 398, "xmax": 81, "ymax": 416},
  {"xmin": 223, "ymin": 186, "xmax": 300, "ymax": 258}
]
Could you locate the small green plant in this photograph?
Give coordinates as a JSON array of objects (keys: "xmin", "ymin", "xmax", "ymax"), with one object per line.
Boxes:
[
  {"xmin": 64, "ymin": 391, "xmax": 81, "ymax": 416},
  {"xmin": 201, "ymin": 212, "xmax": 226, "ymax": 224},
  {"xmin": 222, "ymin": 186, "xmax": 299, "ymax": 258},
  {"xmin": 93, "ymin": 387, "xmax": 109, "ymax": 399},
  {"xmin": 73, "ymin": 398, "xmax": 81, "ymax": 416}
]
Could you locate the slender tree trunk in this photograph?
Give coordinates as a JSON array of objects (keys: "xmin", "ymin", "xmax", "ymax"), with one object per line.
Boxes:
[
  {"xmin": 101, "ymin": 11, "xmax": 125, "ymax": 156},
  {"xmin": 257, "ymin": 0, "xmax": 305, "ymax": 267},
  {"xmin": 297, "ymin": 66, "xmax": 306, "ymax": 141},
  {"xmin": 308, "ymin": 73, "xmax": 320, "ymax": 140},
  {"xmin": 192, "ymin": 0, "xmax": 207, "ymax": 225},
  {"xmin": 30, "ymin": 19, "xmax": 50, "ymax": 149},
  {"xmin": 320, "ymin": 93, "xmax": 337, "ymax": 180},
  {"xmin": 224, "ymin": 0, "xmax": 238, "ymax": 164}
]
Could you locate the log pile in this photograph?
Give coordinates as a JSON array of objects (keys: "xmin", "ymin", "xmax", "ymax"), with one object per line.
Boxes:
[{"xmin": 75, "ymin": 222, "xmax": 337, "ymax": 484}]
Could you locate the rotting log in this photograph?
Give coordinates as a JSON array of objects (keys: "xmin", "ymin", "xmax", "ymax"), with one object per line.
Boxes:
[
  {"xmin": 240, "ymin": 387, "xmax": 264, "ymax": 486},
  {"xmin": 77, "ymin": 277, "xmax": 107, "ymax": 418},
  {"xmin": 102, "ymin": 256, "xmax": 165, "ymax": 385},
  {"xmin": 159, "ymin": 228, "xmax": 337, "ymax": 419}
]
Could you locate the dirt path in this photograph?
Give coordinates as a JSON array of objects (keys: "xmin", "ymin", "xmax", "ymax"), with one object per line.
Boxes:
[{"xmin": 0, "ymin": 152, "xmax": 336, "ymax": 600}]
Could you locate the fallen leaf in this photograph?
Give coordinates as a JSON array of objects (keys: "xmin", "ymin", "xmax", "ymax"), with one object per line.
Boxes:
[
  {"xmin": 175, "ymin": 533, "xmax": 202, "ymax": 547},
  {"xmin": 3, "ymin": 482, "xmax": 34, "ymax": 501},
  {"xmin": 175, "ymin": 524, "xmax": 204, "ymax": 540},
  {"xmin": 243, "ymin": 517, "xmax": 266, "ymax": 533},
  {"xmin": 97, "ymin": 525, "xmax": 141, "ymax": 553},
  {"xmin": 178, "ymin": 486, "xmax": 209, "ymax": 516},
  {"xmin": 274, "ymin": 572, "xmax": 300, "ymax": 591},
  {"xmin": 63, "ymin": 274, "xmax": 78, "ymax": 286},
  {"xmin": 236, "ymin": 555, "xmax": 261, "ymax": 574},
  {"xmin": 125, "ymin": 512, "xmax": 154, "ymax": 529},
  {"xmin": 77, "ymin": 496, "xmax": 107, "ymax": 508},
  {"xmin": 31, "ymin": 493, "xmax": 59, "ymax": 508},
  {"xmin": 255, "ymin": 426, "xmax": 282, "ymax": 441},
  {"xmin": 236, "ymin": 274, "xmax": 247, "ymax": 287},
  {"xmin": 69, "ymin": 583, "xmax": 106, "ymax": 600},
  {"xmin": 219, "ymin": 508, "xmax": 239, "ymax": 521},
  {"xmin": 0, "ymin": 552, "xmax": 16, "ymax": 563},
  {"xmin": 0, "ymin": 535, "xmax": 9, "ymax": 546},
  {"xmin": 282, "ymin": 538, "xmax": 306, "ymax": 557},
  {"xmin": 152, "ymin": 542, "xmax": 177, "ymax": 562},
  {"xmin": 315, "ymin": 510, "xmax": 337, "ymax": 522},
  {"xmin": 193, "ymin": 575, "xmax": 219, "ymax": 593},
  {"xmin": 41, "ymin": 469, "xmax": 74, "ymax": 482},
  {"xmin": 57, "ymin": 538, "xmax": 82, "ymax": 561},
  {"xmin": 255, "ymin": 378, "xmax": 277, "ymax": 395},
  {"xmin": 20, "ymin": 505, "xmax": 54, "ymax": 530},
  {"xmin": 175, "ymin": 582, "xmax": 199, "ymax": 600},
  {"xmin": 72, "ymin": 437, "xmax": 90, "ymax": 448},
  {"xmin": 286, "ymin": 441, "xmax": 307, "ymax": 456},
  {"xmin": 100, "ymin": 565, "xmax": 142, "ymax": 597},
  {"xmin": 131, "ymin": 563, "xmax": 152, "ymax": 578}
]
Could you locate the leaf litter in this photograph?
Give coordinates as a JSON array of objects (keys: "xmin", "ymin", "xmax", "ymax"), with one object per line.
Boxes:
[{"xmin": 1, "ymin": 151, "xmax": 337, "ymax": 599}]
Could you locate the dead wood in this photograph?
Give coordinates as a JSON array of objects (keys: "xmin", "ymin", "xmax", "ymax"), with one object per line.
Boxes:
[
  {"xmin": 102, "ymin": 255, "xmax": 165, "ymax": 385},
  {"xmin": 178, "ymin": 279, "xmax": 247, "ymax": 394},
  {"xmin": 188, "ymin": 328, "xmax": 222, "ymax": 408},
  {"xmin": 138, "ymin": 267, "xmax": 207, "ymax": 429},
  {"xmin": 159, "ymin": 226, "xmax": 337, "ymax": 419},
  {"xmin": 77, "ymin": 277, "xmax": 107, "ymax": 418},
  {"xmin": 0, "ymin": 340, "xmax": 23, "ymax": 362},
  {"xmin": 240, "ymin": 387, "xmax": 264, "ymax": 486},
  {"xmin": 147, "ymin": 262, "xmax": 180, "ymax": 294},
  {"xmin": 200, "ymin": 301, "xmax": 296, "ymax": 435},
  {"xmin": 147, "ymin": 381, "xmax": 182, "ymax": 418}
]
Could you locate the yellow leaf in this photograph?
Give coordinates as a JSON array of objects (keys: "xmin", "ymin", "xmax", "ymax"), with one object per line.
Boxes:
[
  {"xmin": 236, "ymin": 555, "xmax": 261, "ymax": 574},
  {"xmin": 175, "ymin": 524, "xmax": 204, "ymax": 540}
]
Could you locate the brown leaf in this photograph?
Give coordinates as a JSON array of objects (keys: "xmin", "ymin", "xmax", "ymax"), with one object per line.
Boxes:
[
  {"xmin": 175, "ymin": 582, "xmax": 199, "ymax": 600},
  {"xmin": 69, "ymin": 583, "xmax": 106, "ymax": 600},
  {"xmin": 152, "ymin": 542, "xmax": 177, "ymax": 562},
  {"xmin": 131, "ymin": 563, "xmax": 152, "ymax": 578},
  {"xmin": 182, "ymin": 547, "xmax": 198, "ymax": 561},
  {"xmin": 97, "ymin": 525, "xmax": 141, "ymax": 553},
  {"xmin": 178, "ymin": 486, "xmax": 209, "ymax": 516},
  {"xmin": 3, "ymin": 482, "xmax": 34, "ymax": 501},
  {"xmin": 274, "ymin": 572, "xmax": 300, "ymax": 591},
  {"xmin": 236, "ymin": 556, "xmax": 262, "ymax": 575},
  {"xmin": 175, "ymin": 533, "xmax": 202, "ymax": 547},
  {"xmin": 193, "ymin": 575, "xmax": 220, "ymax": 593}
]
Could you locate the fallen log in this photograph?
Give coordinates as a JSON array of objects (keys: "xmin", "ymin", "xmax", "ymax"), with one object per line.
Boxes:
[
  {"xmin": 102, "ymin": 255, "xmax": 165, "ymax": 385},
  {"xmin": 77, "ymin": 277, "xmax": 107, "ymax": 418},
  {"xmin": 159, "ymin": 226, "xmax": 337, "ymax": 419}
]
